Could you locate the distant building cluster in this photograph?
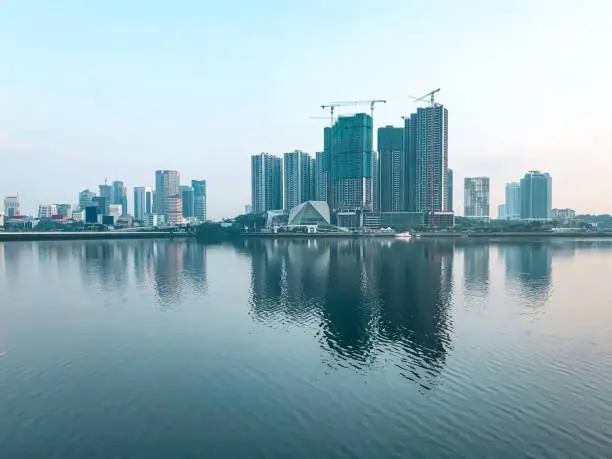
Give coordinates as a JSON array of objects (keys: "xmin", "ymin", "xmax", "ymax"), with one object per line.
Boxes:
[
  {"xmin": 1, "ymin": 172, "xmax": 207, "ymax": 231},
  {"xmin": 497, "ymin": 171, "xmax": 553, "ymax": 222},
  {"xmin": 250, "ymin": 106, "xmax": 454, "ymax": 229}
]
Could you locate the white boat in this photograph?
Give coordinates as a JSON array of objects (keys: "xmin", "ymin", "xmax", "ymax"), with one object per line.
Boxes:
[{"xmin": 394, "ymin": 232, "xmax": 412, "ymax": 239}]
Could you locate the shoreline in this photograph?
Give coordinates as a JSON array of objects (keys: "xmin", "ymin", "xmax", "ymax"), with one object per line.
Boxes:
[{"xmin": 0, "ymin": 231, "xmax": 194, "ymax": 242}]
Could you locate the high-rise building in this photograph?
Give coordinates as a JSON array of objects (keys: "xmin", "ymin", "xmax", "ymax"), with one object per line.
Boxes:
[
  {"xmin": 371, "ymin": 152, "xmax": 379, "ymax": 211},
  {"xmin": 133, "ymin": 186, "xmax": 153, "ymax": 221},
  {"xmin": 520, "ymin": 171, "xmax": 552, "ymax": 220},
  {"xmin": 314, "ymin": 151, "xmax": 328, "ymax": 202},
  {"xmin": 283, "ymin": 150, "xmax": 312, "ymax": 211},
  {"xmin": 55, "ymin": 204, "xmax": 72, "ymax": 218},
  {"xmin": 251, "ymin": 153, "xmax": 282, "ymax": 213},
  {"xmin": 245, "ymin": 204, "xmax": 252, "ymax": 215},
  {"xmin": 155, "ymin": 170, "xmax": 180, "ymax": 220},
  {"xmin": 415, "ymin": 105, "xmax": 449, "ymax": 215},
  {"xmin": 498, "ymin": 204, "xmax": 506, "ymax": 220},
  {"xmin": 78, "ymin": 189, "xmax": 96, "ymax": 211},
  {"xmin": 330, "ymin": 113, "xmax": 373, "ymax": 211},
  {"xmin": 167, "ymin": 195, "xmax": 183, "ymax": 225},
  {"xmin": 192, "ymin": 180, "xmax": 207, "ymax": 222},
  {"xmin": 181, "ymin": 185, "xmax": 195, "ymax": 219},
  {"xmin": 403, "ymin": 113, "xmax": 418, "ymax": 212},
  {"xmin": 99, "ymin": 184, "xmax": 112, "ymax": 215},
  {"xmin": 92, "ymin": 196, "xmax": 107, "ymax": 216},
  {"xmin": 323, "ymin": 127, "xmax": 332, "ymax": 207},
  {"xmin": 504, "ymin": 182, "xmax": 521, "ymax": 220},
  {"xmin": 447, "ymin": 169, "xmax": 453, "ymax": 211},
  {"xmin": 3, "ymin": 196, "xmax": 20, "ymax": 217},
  {"xmin": 38, "ymin": 204, "xmax": 57, "ymax": 219},
  {"xmin": 377, "ymin": 125, "xmax": 403, "ymax": 212},
  {"xmin": 111, "ymin": 181, "xmax": 128, "ymax": 216},
  {"xmin": 464, "ymin": 177, "xmax": 490, "ymax": 219}
]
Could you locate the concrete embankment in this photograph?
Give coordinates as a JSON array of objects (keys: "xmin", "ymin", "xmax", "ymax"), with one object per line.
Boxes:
[
  {"xmin": 0, "ymin": 231, "xmax": 193, "ymax": 242},
  {"xmin": 415, "ymin": 232, "xmax": 612, "ymax": 238}
]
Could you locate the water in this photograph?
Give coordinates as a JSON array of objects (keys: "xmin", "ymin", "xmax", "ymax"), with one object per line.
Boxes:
[{"xmin": 1, "ymin": 238, "xmax": 611, "ymax": 459}]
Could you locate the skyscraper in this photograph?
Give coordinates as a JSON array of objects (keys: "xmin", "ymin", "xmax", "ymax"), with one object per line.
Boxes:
[
  {"xmin": 520, "ymin": 171, "xmax": 552, "ymax": 220},
  {"xmin": 464, "ymin": 177, "xmax": 490, "ymax": 219},
  {"xmin": 505, "ymin": 182, "xmax": 521, "ymax": 220},
  {"xmin": 78, "ymin": 189, "xmax": 96, "ymax": 211},
  {"xmin": 283, "ymin": 150, "xmax": 312, "ymax": 211},
  {"xmin": 55, "ymin": 204, "xmax": 72, "ymax": 218},
  {"xmin": 192, "ymin": 180, "xmax": 207, "ymax": 222},
  {"xmin": 377, "ymin": 125, "xmax": 403, "ymax": 212},
  {"xmin": 3, "ymin": 196, "xmax": 20, "ymax": 217},
  {"xmin": 155, "ymin": 170, "xmax": 180, "ymax": 220},
  {"xmin": 314, "ymin": 151, "xmax": 328, "ymax": 202},
  {"xmin": 99, "ymin": 184, "xmax": 112, "ymax": 215},
  {"xmin": 251, "ymin": 153, "xmax": 282, "ymax": 213},
  {"xmin": 403, "ymin": 113, "xmax": 418, "ymax": 212},
  {"xmin": 330, "ymin": 113, "xmax": 373, "ymax": 211},
  {"xmin": 167, "ymin": 195, "xmax": 183, "ymax": 225},
  {"xmin": 181, "ymin": 185, "xmax": 195, "ymax": 219},
  {"xmin": 133, "ymin": 186, "xmax": 153, "ymax": 221},
  {"xmin": 415, "ymin": 105, "xmax": 449, "ymax": 215},
  {"xmin": 112, "ymin": 181, "xmax": 128, "ymax": 216},
  {"xmin": 447, "ymin": 169, "xmax": 453, "ymax": 211}
]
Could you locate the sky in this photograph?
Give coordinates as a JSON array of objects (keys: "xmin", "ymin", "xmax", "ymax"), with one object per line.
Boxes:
[{"xmin": 1, "ymin": 0, "xmax": 611, "ymax": 218}]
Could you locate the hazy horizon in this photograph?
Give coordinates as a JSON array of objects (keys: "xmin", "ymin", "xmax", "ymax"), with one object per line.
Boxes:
[{"xmin": 1, "ymin": 1, "xmax": 611, "ymax": 219}]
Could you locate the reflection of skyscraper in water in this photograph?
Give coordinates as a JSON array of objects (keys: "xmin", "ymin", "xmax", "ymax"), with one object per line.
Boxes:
[
  {"xmin": 153, "ymin": 241, "xmax": 184, "ymax": 307},
  {"xmin": 462, "ymin": 243, "xmax": 490, "ymax": 300},
  {"xmin": 182, "ymin": 243, "xmax": 208, "ymax": 296},
  {"xmin": 247, "ymin": 239, "xmax": 454, "ymax": 389},
  {"xmin": 81, "ymin": 241, "xmax": 130, "ymax": 293},
  {"xmin": 499, "ymin": 243, "xmax": 552, "ymax": 307}
]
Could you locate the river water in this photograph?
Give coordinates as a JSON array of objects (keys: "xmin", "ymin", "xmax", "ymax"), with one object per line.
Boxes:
[{"xmin": 0, "ymin": 238, "xmax": 611, "ymax": 458}]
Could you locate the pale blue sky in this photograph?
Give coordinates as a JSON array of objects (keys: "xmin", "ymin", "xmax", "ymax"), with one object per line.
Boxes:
[{"xmin": 1, "ymin": 0, "xmax": 611, "ymax": 218}]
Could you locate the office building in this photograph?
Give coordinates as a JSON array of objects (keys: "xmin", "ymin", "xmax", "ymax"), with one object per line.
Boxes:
[
  {"xmin": 505, "ymin": 182, "xmax": 521, "ymax": 220},
  {"xmin": 133, "ymin": 186, "xmax": 153, "ymax": 221},
  {"xmin": 78, "ymin": 189, "xmax": 96, "ymax": 212},
  {"xmin": 4, "ymin": 196, "xmax": 20, "ymax": 217},
  {"xmin": 498, "ymin": 204, "xmax": 506, "ymax": 220},
  {"xmin": 251, "ymin": 153, "xmax": 282, "ymax": 213},
  {"xmin": 415, "ymin": 105, "xmax": 449, "ymax": 215},
  {"xmin": 155, "ymin": 170, "xmax": 180, "ymax": 220},
  {"xmin": 99, "ymin": 184, "xmax": 112, "ymax": 215},
  {"xmin": 55, "ymin": 204, "xmax": 72, "ymax": 218},
  {"xmin": 447, "ymin": 169, "xmax": 453, "ymax": 211},
  {"xmin": 109, "ymin": 204, "xmax": 122, "ymax": 221},
  {"xmin": 331, "ymin": 113, "xmax": 373, "ymax": 211},
  {"xmin": 520, "ymin": 171, "xmax": 552, "ymax": 221},
  {"xmin": 464, "ymin": 177, "xmax": 490, "ymax": 219},
  {"xmin": 72, "ymin": 210, "xmax": 85, "ymax": 221},
  {"xmin": 112, "ymin": 181, "xmax": 128, "ymax": 216},
  {"xmin": 167, "ymin": 195, "xmax": 183, "ymax": 225},
  {"xmin": 552, "ymin": 208, "xmax": 576, "ymax": 223},
  {"xmin": 85, "ymin": 206, "xmax": 99, "ymax": 224},
  {"xmin": 192, "ymin": 180, "xmax": 207, "ymax": 221},
  {"xmin": 92, "ymin": 197, "xmax": 107, "ymax": 217},
  {"xmin": 314, "ymin": 151, "xmax": 328, "ymax": 203},
  {"xmin": 38, "ymin": 204, "xmax": 57, "ymax": 219},
  {"xmin": 181, "ymin": 185, "xmax": 195, "ymax": 219},
  {"xmin": 283, "ymin": 150, "xmax": 312, "ymax": 211},
  {"xmin": 377, "ymin": 125, "xmax": 403, "ymax": 212},
  {"xmin": 403, "ymin": 113, "xmax": 418, "ymax": 212}
]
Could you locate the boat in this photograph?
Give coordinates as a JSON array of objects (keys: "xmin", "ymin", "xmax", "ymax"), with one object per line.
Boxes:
[{"xmin": 394, "ymin": 232, "xmax": 412, "ymax": 239}]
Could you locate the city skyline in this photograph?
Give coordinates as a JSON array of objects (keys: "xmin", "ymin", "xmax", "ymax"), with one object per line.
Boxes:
[{"xmin": 1, "ymin": 2, "xmax": 611, "ymax": 218}]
